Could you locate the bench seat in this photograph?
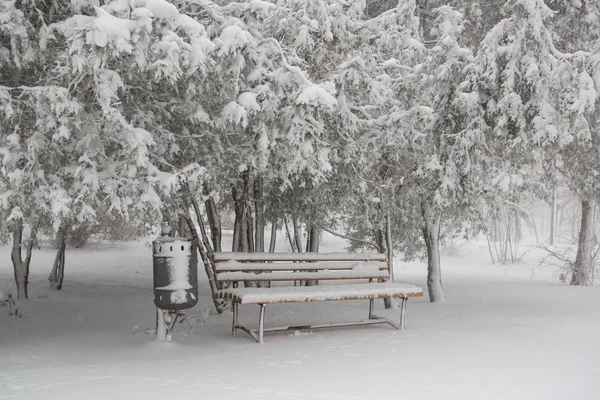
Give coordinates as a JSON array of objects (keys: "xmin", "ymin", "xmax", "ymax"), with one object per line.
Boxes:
[{"xmin": 217, "ymin": 282, "xmax": 424, "ymax": 304}]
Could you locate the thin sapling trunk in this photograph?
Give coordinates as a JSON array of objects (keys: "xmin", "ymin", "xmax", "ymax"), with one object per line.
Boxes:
[
  {"xmin": 422, "ymin": 202, "xmax": 445, "ymax": 302},
  {"xmin": 254, "ymin": 177, "xmax": 265, "ymax": 252},
  {"xmin": 49, "ymin": 226, "xmax": 67, "ymax": 290},
  {"xmin": 571, "ymin": 199, "xmax": 595, "ymax": 286},
  {"xmin": 205, "ymin": 196, "xmax": 222, "ymax": 252},
  {"xmin": 269, "ymin": 220, "xmax": 277, "ymax": 252},
  {"xmin": 11, "ymin": 219, "xmax": 36, "ymax": 300}
]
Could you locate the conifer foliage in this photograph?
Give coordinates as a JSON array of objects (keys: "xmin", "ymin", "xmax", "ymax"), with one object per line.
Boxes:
[{"xmin": 1, "ymin": 0, "xmax": 600, "ymax": 299}]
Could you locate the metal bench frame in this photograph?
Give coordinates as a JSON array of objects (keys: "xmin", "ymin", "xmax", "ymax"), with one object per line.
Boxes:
[{"xmin": 230, "ymin": 294, "xmax": 409, "ymax": 344}]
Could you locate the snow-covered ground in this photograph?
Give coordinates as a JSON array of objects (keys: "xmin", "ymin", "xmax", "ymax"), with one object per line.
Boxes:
[{"xmin": 1, "ymin": 234, "xmax": 600, "ymax": 400}]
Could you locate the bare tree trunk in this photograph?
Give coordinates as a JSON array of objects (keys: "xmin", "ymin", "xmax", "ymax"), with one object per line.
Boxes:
[
  {"xmin": 385, "ymin": 214, "xmax": 394, "ymax": 282},
  {"xmin": 232, "ymin": 186, "xmax": 243, "ymax": 252},
  {"xmin": 234, "ymin": 172, "xmax": 252, "ymax": 253},
  {"xmin": 178, "ymin": 214, "xmax": 188, "ymax": 238},
  {"xmin": 284, "ymin": 217, "xmax": 297, "ymax": 252},
  {"xmin": 292, "ymin": 217, "xmax": 303, "ymax": 253},
  {"xmin": 550, "ymin": 187, "xmax": 558, "ymax": 246},
  {"xmin": 11, "ymin": 220, "xmax": 28, "ymax": 300},
  {"xmin": 205, "ymin": 196, "xmax": 222, "ymax": 252},
  {"xmin": 305, "ymin": 227, "xmax": 311, "ymax": 252},
  {"xmin": 374, "ymin": 229, "xmax": 385, "ymax": 254},
  {"xmin": 422, "ymin": 202, "xmax": 445, "ymax": 302},
  {"xmin": 188, "ymin": 195, "xmax": 214, "ymax": 258},
  {"xmin": 571, "ymin": 199, "xmax": 595, "ymax": 286},
  {"xmin": 247, "ymin": 215, "xmax": 255, "ymax": 252},
  {"xmin": 304, "ymin": 225, "xmax": 320, "ymax": 286},
  {"xmin": 254, "ymin": 177, "xmax": 265, "ymax": 252},
  {"xmin": 240, "ymin": 209, "xmax": 249, "ymax": 252},
  {"xmin": 291, "ymin": 217, "xmax": 304, "ymax": 285},
  {"xmin": 309, "ymin": 226, "xmax": 319, "ymax": 252},
  {"xmin": 11, "ymin": 219, "xmax": 36, "ymax": 300},
  {"xmin": 485, "ymin": 232, "xmax": 496, "ymax": 264},
  {"xmin": 183, "ymin": 215, "xmax": 226, "ymax": 312},
  {"xmin": 383, "ymin": 214, "xmax": 395, "ymax": 309},
  {"xmin": 49, "ymin": 226, "xmax": 67, "ymax": 290},
  {"xmin": 269, "ymin": 220, "xmax": 277, "ymax": 252},
  {"xmin": 180, "ymin": 182, "xmax": 225, "ymax": 312}
]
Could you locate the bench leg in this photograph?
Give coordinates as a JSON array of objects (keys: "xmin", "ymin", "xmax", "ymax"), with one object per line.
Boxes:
[
  {"xmin": 232, "ymin": 302, "xmax": 239, "ymax": 335},
  {"xmin": 400, "ymin": 297, "xmax": 407, "ymax": 331},
  {"xmin": 368, "ymin": 298, "xmax": 374, "ymax": 320},
  {"xmin": 258, "ymin": 304, "xmax": 266, "ymax": 344}
]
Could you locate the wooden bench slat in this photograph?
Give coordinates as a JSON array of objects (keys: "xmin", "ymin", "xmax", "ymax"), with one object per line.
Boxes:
[
  {"xmin": 214, "ymin": 261, "xmax": 389, "ymax": 272},
  {"xmin": 216, "ymin": 270, "xmax": 390, "ymax": 282},
  {"xmin": 213, "ymin": 252, "xmax": 386, "ymax": 262},
  {"xmin": 216, "ymin": 283, "xmax": 424, "ymax": 304}
]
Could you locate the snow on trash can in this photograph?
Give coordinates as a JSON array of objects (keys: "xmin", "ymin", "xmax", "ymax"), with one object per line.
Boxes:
[{"xmin": 153, "ymin": 237, "xmax": 198, "ymax": 311}]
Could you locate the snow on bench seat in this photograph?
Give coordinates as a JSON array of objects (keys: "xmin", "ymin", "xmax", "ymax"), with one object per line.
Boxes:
[{"xmin": 216, "ymin": 283, "xmax": 424, "ymax": 304}]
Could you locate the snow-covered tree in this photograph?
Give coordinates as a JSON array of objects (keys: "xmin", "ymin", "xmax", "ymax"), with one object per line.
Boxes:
[
  {"xmin": 0, "ymin": 0, "xmax": 89, "ymax": 298},
  {"xmin": 548, "ymin": 0, "xmax": 600, "ymax": 284},
  {"xmin": 476, "ymin": 0, "xmax": 600, "ymax": 285},
  {"xmin": 328, "ymin": 2, "xmax": 487, "ymax": 302}
]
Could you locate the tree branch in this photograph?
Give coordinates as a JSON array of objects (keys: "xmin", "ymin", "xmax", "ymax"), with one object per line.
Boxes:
[{"xmin": 319, "ymin": 225, "xmax": 381, "ymax": 252}]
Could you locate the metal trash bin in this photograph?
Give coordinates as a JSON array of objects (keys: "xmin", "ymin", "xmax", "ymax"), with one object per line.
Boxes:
[{"xmin": 153, "ymin": 236, "xmax": 198, "ymax": 310}]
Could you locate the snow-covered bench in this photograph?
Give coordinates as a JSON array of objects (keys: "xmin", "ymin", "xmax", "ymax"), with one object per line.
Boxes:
[{"xmin": 212, "ymin": 252, "xmax": 423, "ymax": 343}]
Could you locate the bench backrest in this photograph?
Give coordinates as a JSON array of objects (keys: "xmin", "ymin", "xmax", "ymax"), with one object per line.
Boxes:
[{"xmin": 212, "ymin": 252, "xmax": 389, "ymax": 283}]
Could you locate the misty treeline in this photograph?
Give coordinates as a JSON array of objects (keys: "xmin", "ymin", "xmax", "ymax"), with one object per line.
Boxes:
[{"xmin": 1, "ymin": 0, "xmax": 599, "ymax": 303}]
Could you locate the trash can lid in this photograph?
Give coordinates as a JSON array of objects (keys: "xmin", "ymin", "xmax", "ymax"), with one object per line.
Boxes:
[{"xmin": 153, "ymin": 237, "xmax": 191, "ymax": 243}]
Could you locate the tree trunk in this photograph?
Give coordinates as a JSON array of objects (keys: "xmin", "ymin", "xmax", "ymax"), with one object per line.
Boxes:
[
  {"xmin": 177, "ymin": 214, "xmax": 188, "ymax": 238},
  {"xmin": 291, "ymin": 217, "xmax": 304, "ymax": 285},
  {"xmin": 188, "ymin": 195, "xmax": 214, "ymax": 258},
  {"xmin": 374, "ymin": 229, "xmax": 385, "ymax": 255},
  {"xmin": 292, "ymin": 217, "xmax": 303, "ymax": 253},
  {"xmin": 233, "ymin": 172, "xmax": 252, "ymax": 253},
  {"xmin": 254, "ymin": 177, "xmax": 265, "ymax": 252},
  {"xmin": 232, "ymin": 187, "xmax": 243, "ymax": 252},
  {"xmin": 304, "ymin": 225, "xmax": 320, "ymax": 286},
  {"xmin": 183, "ymin": 215, "xmax": 226, "ymax": 312},
  {"xmin": 383, "ymin": 215, "xmax": 395, "ymax": 309},
  {"xmin": 571, "ymin": 199, "xmax": 595, "ymax": 286},
  {"xmin": 11, "ymin": 220, "xmax": 28, "ymax": 300},
  {"xmin": 240, "ymin": 208, "xmax": 249, "ymax": 252},
  {"xmin": 284, "ymin": 217, "xmax": 297, "ymax": 252},
  {"xmin": 205, "ymin": 196, "xmax": 222, "ymax": 252},
  {"xmin": 49, "ymin": 226, "xmax": 67, "ymax": 290},
  {"xmin": 422, "ymin": 202, "xmax": 445, "ymax": 302},
  {"xmin": 11, "ymin": 219, "xmax": 35, "ymax": 300},
  {"xmin": 247, "ymin": 214, "xmax": 255, "ymax": 252},
  {"xmin": 269, "ymin": 220, "xmax": 277, "ymax": 252},
  {"xmin": 385, "ymin": 214, "xmax": 394, "ymax": 282},
  {"xmin": 550, "ymin": 187, "xmax": 558, "ymax": 245}
]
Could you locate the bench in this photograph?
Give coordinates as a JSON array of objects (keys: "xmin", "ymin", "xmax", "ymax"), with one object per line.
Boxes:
[{"xmin": 212, "ymin": 252, "xmax": 424, "ymax": 343}]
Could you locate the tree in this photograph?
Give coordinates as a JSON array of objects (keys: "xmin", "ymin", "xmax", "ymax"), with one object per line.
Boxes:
[
  {"xmin": 548, "ymin": 0, "xmax": 600, "ymax": 285},
  {"xmin": 0, "ymin": 0, "xmax": 86, "ymax": 298},
  {"xmin": 476, "ymin": 0, "xmax": 600, "ymax": 285}
]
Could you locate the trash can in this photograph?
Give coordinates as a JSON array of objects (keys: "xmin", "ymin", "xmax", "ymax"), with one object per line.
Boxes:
[{"xmin": 153, "ymin": 236, "xmax": 198, "ymax": 310}]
